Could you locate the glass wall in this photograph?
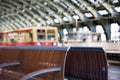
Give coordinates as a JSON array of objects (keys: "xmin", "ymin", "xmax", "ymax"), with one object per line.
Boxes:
[
  {"xmin": 96, "ymin": 25, "xmax": 106, "ymax": 42},
  {"xmin": 110, "ymin": 23, "xmax": 120, "ymax": 42}
]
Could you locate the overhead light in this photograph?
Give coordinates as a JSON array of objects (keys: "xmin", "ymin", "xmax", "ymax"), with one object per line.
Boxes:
[
  {"xmin": 73, "ymin": 15, "xmax": 79, "ymax": 20},
  {"xmin": 84, "ymin": 13, "xmax": 93, "ymax": 18},
  {"xmin": 98, "ymin": 10, "xmax": 108, "ymax": 15},
  {"xmin": 63, "ymin": 17, "xmax": 69, "ymax": 22},
  {"xmin": 115, "ymin": 6, "xmax": 120, "ymax": 12},
  {"xmin": 54, "ymin": 19, "xmax": 59, "ymax": 23}
]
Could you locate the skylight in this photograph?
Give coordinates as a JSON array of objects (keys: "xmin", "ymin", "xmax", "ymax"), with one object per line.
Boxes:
[
  {"xmin": 63, "ymin": 17, "xmax": 69, "ymax": 22},
  {"xmin": 73, "ymin": 15, "xmax": 79, "ymax": 20},
  {"xmin": 84, "ymin": 13, "xmax": 93, "ymax": 18},
  {"xmin": 112, "ymin": 0, "xmax": 119, "ymax": 4},
  {"xmin": 98, "ymin": 10, "xmax": 109, "ymax": 15},
  {"xmin": 54, "ymin": 19, "xmax": 59, "ymax": 23},
  {"xmin": 89, "ymin": 0, "xmax": 98, "ymax": 4},
  {"xmin": 115, "ymin": 6, "xmax": 120, "ymax": 12},
  {"xmin": 71, "ymin": 0, "xmax": 81, "ymax": 6},
  {"xmin": 22, "ymin": 10, "xmax": 25, "ymax": 12},
  {"xmin": 29, "ymin": 7, "xmax": 32, "ymax": 10}
]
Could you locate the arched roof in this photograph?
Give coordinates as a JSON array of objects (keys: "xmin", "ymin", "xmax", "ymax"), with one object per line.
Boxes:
[{"xmin": 0, "ymin": 0, "xmax": 120, "ymax": 30}]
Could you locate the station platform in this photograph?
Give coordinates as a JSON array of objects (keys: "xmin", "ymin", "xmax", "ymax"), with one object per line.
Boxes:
[
  {"xmin": 65, "ymin": 64, "xmax": 120, "ymax": 80},
  {"xmin": 108, "ymin": 64, "xmax": 120, "ymax": 80}
]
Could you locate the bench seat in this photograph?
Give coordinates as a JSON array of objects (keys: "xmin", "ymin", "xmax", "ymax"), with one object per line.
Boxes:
[{"xmin": 1, "ymin": 67, "xmax": 61, "ymax": 80}]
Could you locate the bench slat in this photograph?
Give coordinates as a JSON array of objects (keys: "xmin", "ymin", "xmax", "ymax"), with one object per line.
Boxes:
[{"xmin": 65, "ymin": 47, "xmax": 108, "ymax": 80}]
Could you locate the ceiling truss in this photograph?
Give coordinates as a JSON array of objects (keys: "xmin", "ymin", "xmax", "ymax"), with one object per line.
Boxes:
[{"xmin": 0, "ymin": 0, "xmax": 119, "ymax": 30}]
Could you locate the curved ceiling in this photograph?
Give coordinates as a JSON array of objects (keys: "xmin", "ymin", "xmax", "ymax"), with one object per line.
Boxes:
[{"xmin": 0, "ymin": 0, "xmax": 120, "ymax": 30}]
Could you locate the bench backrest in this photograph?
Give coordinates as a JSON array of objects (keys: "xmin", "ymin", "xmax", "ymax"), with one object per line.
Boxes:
[
  {"xmin": 0, "ymin": 47, "xmax": 20, "ymax": 63},
  {"xmin": 19, "ymin": 46, "xmax": 68, "ymax": 80},
  {"xmin": 65, "ymin": 47, "xmax": 108, "ymax": 80},
  {"xmin": 0, "ymin": 46, "xmax": 108, "ymax": 80}
]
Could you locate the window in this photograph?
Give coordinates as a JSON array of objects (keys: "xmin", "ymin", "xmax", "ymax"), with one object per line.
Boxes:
[
  {"xmin": 111, "ymin": 23, "xmax": 120, "ymax": 42},
  {"xmin": 47, "ymin": 29, "xmax": 55, "ymax": 41},
  {"xmin": 0, "ymin": 34, "xmax": 3, "ymax": 42},
  {"xmin": 48, "ymin": 35, "xmax": 55, "ymax": 41},
  {"xmin": 96, "ymin": 25, "xmax": 106, "ymax": 41},
  {"xmin": 37, "ymin": 30, "xmax": 45, "ymax": 33},
  {"xmin": 63, "ymin": 28, "xmax": 68, "ymax": 36},
  {"xmin": 29, "ymin": 32, "xmax": 33, "ymax": 41},
  {"xmin": 83, "ymin": 26, "xmax": 90, "ymax": 32},
  {"xmin": 37, "ymin": 35, "xmax": 45, "ymax": 40},
  {"xmin": 47, "ymin": 30, "xmax": 55, "ymax": 33},
  {"xmin": 37, "ymin": 29, "xmax": 45, "ymax": 40}
]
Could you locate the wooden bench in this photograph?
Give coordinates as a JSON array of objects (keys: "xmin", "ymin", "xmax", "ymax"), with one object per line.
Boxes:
[
  {"xmin": 0, "ymin": 47, "xmax": 21, "ymax": 75},
  {"xmin": 0, "ymin": 46, "xmax": 108, "ymax": 80},
  {"xmin": 0, "ymin": 46, "xmax": 68, "ymax": 80},
  {"xmin": 65, "ymin": 47, "xmax": 108, "ymax": 80},
  {"xmin": 0, "ymin": 47, "xmax": 20, "ymax": 66}
]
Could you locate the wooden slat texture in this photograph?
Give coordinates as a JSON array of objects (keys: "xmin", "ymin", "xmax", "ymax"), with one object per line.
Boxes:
[
  {"xmin": 65, "ymin": 47, "xmax": 108, "ymax": 80},
  {"xmin": 0, "ymin": 46, "xmax": 68, "ymax": 80},
  {"xmin": 108, "ymin": 65, "xmax": 120, "ymax": 80},
  {"xmin": 0, "ymin": 46, "xmax": 111, "ymax": 80}
]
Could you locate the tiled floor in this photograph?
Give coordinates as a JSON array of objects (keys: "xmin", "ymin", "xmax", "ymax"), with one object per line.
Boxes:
[
  {"xmin": 65, "ymin": 64, "xmax": 120, "ymax": 80},
  {"xmin": 108, "ymin": 64, "xmax": 120, "ymax": 80}
]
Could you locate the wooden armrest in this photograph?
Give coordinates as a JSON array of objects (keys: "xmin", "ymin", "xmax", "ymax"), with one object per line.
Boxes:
[
  {"xmin": 0, "ymin": 61, "xmax": 20, "ymax": 68},
  {"xmin": 21, "ymin": 67, "xmax": 61, "ymax": 80}
]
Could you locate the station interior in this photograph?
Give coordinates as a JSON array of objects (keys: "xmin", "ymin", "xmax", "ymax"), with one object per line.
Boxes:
[{"xmin": 0, "ymin": 0, "xmax": 120, "ymax": 80}]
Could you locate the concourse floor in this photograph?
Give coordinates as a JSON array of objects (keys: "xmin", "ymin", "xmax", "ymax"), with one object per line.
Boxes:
[
  {"xmin": 65, "ymin": 64, "xmax": 120, "ymax": 80},
  {"xmin": 108, "ymin": 64, "xmax": 120, "ymax": 80}
]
